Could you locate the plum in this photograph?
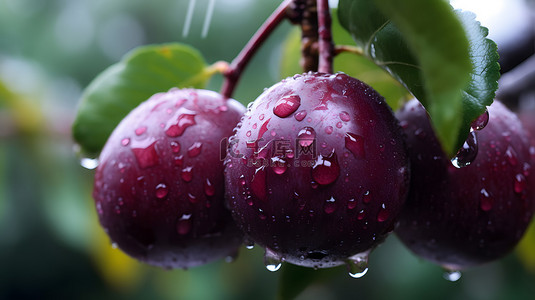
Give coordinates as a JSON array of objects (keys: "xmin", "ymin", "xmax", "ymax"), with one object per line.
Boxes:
[
  {"xmin": 93, "ymin": 88, "xmax": 245, "ymax": 269},
  {"xmin": 395, "ymin": 99, "xmax": 535, "ymax": 270},
  {"xmin": 224, "ymin": 72, "xmax": 409, "ymax": 272}
]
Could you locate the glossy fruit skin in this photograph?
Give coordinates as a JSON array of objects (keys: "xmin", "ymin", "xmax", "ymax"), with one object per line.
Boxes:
[
  {"xmin": 225, "ymin": 72, "xmax": 409, "ymax": 268},
  {"xmin": 395, "ymin": 99, "xmax": 535, "ymax": 270},
  {"xmin": 93, "ymin": 88, "xmax": 245, "ymax": 269}
]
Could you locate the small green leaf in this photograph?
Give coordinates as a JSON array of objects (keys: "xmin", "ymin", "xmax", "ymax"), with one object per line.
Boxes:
[
  {"xmin": 72, "ymin": 43, "xmax": 212, "ymax": 156},
  {"xmin": 339, "ymin": 0, "xmax": 498, "ymax": 156}
]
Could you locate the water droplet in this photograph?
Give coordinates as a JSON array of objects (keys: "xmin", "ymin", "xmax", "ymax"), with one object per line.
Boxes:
[
  {"xmin": 324, "ymin": 197, "xmax": 336, "ymax": 214},
  {"xmin": 121, "ymin": 138, "xmax": 130, "ymax": 146},
  {"xmin": 204, "ymin": 179, "xmax": 215, "ymax": 196},
  {"xmin": 239, "ymin": 175, "xmax": 246, "ymax": 186},
  {"xmin": 188, "ymin": 193, "xmax": 197, "ymax": 203},
  {"xmin": 325, "ymin": 126, "xmax": 333, "ymax": 134},
  {"xmin": 246, "ymin": 130, "xmax": 252, "ymax": 137},
  {"xmin": 523, "ymin": 163, "xmax": 531, "ymax": 177},
  {"xmin": 346, "ymin": 251, "xmax": 369, "ymax": 278},
  {"xmin": 166, "ymin": 113, "xmax": 196, "ymax": 137},
  {"xmin": 505, "ymin": 146, "xmax": 518, "ymax": 166},
  {"xmin": 132, "ymin": 141, "xmax": 159, "ymax": 168},
  {"xmin": 257, "ymin": 118, "xmax": 271, "ymax": 139},
  {"xmin": 295, "ymin": 110, "xmax": 307, "ymax": 121},
  {"xmin": 181, "ymin": 166, "xmax": 193, "ymax": 182},
  {"xmin": 471, "ymin": 110, "xmax": 489, "ymax": 131},
  {"xmin": 357, "ymin": 209, "xmax": 365, "ymax": 220},
  {"xmin": 336, "ymin": 122, "xmax": 343, "ymax": 128},
  {"xmin": 80, "ymin": 157, "xmax": 99, "ymax": 169},
  {"xmin": 173, "ymin": 155, "xmax": 184, "ymax": 166},
  {"xmin": 252, "ymin": 166, "xmax": 267, "ymax": 200},
  {"xmin": 362, "ymin": 190, "xmax": 371, "ymax": 204},
  {"xmin": 245, "ymin": 239, "xmax": 255, "ymax": 250},
  {"xmin": 170, "ymin": 141, "xmax": 181, "ymax": 153},
  {"xmin": 259, "ymin": 114, "xmax": 265, "ymax": 120},
  {"xmin": 347, "ymin": 199, "xmax": 357, "ymax": 210},
  {"xmin": 252, "ymin": 123, "xmax": 258, "ymax": 129},
  {"xmin": 111, "ymin": 242, "xmax": 118, "ymax": 249},
  {"xmin": 135, "ymin": 126, "xmax": 147, "ymax": 136},
  {"xmin": 514, "ymin": 173, "xmax": 526, "ymax": 194},
  {"xmin": 155, "ymin": 183, "xmax": 168, "ymax": 199},
  {"xmin": 479, "ymin": 188, "xmax": 492, "ymax": 211},
  {"xmin": 176, "ymin": 214, "xmax": 192, "ymax": 235},
  {"xmin": 187, "ymin": 142, "xmax": 203, "ymax": 157},
  {"xmin": 264, "ymin": 248, "xmax": 282, "ymax": 272},
  {"xmin": 451, "ymin": 130, "xmax": 478, "ymax": 168},
  {"xmin": 339, "ymin": 111, "xmax": 350, "ymax": 122},
  {"xmin": 297, "ymin": 127, "xmax": 316, "ymax": 147},
  {"xmin": 345, "ymin": 133, "xmax": 365, "ymax": 158},
  {"xmin": 271, "ymin": 156, "xmax": 287, "ymax": 175},
  {"xmin": 443, "ymin": 270, "xmax": 462, "ymax": 282},
  {"xmin": 312, "ymin": 151, "xmax": 340, "ymax": 185},
  {"xmin": 219, "ymin": 105, "xmax": 228, "ymax": 112},
  {"xmin": 377, "ymin": 203, "xmax": 388, "ymax": 222},
  {"xmin": 273, "ymin": 94, "xmax": 301, "ymax": 118}
]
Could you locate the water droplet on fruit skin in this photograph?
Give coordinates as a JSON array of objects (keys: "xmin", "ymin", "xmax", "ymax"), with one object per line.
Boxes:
[
  {"xmin": 324, "ymin": 197, "xmax": 336, "ymax": 214},
  {"xmin": 155, "ymin": 183, "xmax": 168, "ymax": 199},
  {"xmin": 251, "ymin": 166, "xmax": 267, "ymax": 200},
  {"xmin": 170, "ymin": 141, "xmax": 181, "ymax": 153},
  {"xmin": 339, "ymin": 111, "xmax": 350, "ymax": 122},
  {"xmin": 377, "ymin": 203, "xmax": 389, "ymax": 222},
  {"xmin": 479, "ymin": 188, "xmax": 493, "ymax": 211},
  {"xmin": 121, "ymin": 138, "xmax": 130, "ymax": 146},
  {"xmin": 176, "ymin": 214, "xmax": 192, "ymax": 235},
  {"xmin": 135, "ymin": 126, "xmax": 147, "ymax": 136},
  {"xmin": 264, "ymin": 248, "xmax": 282, "ymax": 272},
  {"xmin": 295, "ymin": 110, "xmax": 307, "ymax": 121},
  {"xmin": 132, "ymin": 141, "xmax": 159, "ymax": 169},
  {"xmin": 443, "ymin": 270, "xmax": 462, "ymax": 282},
  {"xmin": 346, "ymin": 251, "xmax": 370, "ymax": 278},
  {"xmin": 80, "ymin": 157, "xmax": 99, "ymax": 169},
  {"xmin": 471, "ymin": 110, "xmax": 489, "ymax": 130},
  {"xmin": 165, "ymin": 113, "xmax": 196, "ymax": 137},
  {"xmin": 345, "ymin": 133, "xmax": 365, "ymax": 158},
  {"xmin": 188, "ymin": 193, "xmax": 197, "ymax": 203},
  {"xmin": 336, "ymin": 122, "xmax": 343, "ymax": 129},
  {"xmin": 271, "ymin": 156, "xmax": 288, "ymax": 175},
  {"xmin": 297, "ymin": 127, "xmax": 316, "ymax": 147},
  {"xmin": 505, "ymin": 146, "xmax": 518, "ymax": 166},
  {"xmin": 181, "ymin": 166, "xmax": 193, "ymax": 182},
  {"xmin": 325, "ymin": 126, "xmax": 333, "ymax": 134},
  {"xmin": 363, "ymin": 190, "xmax": 372, "ymax": 204},
  {"xmin": 204, "ymin": 179, "xmax": 215, "ymax": 196},
  {"xmin": 257, "ymin": 118, "xmax": 271, "ymax": 139},
  {"xmin": 514, "ymin": 174, "xmax": 526, "ymax": 194},
  {"xmin": 187, "ymin": 142, "xmax": 203, "ymax": 157},
  {"xmin": 312, "ymin": 151, "xmax": 340, "ymax": 185},
  {"xmin": 273, "ymin": 94, "xmax": 301, "ymax": 118},
  {"xmin": 451, "ymin": 130, "xmax": 478, "ymax": 168},
  {"xmin": 259, "ymin": 114, "xmax": 265, "ymax": 120},
  {"xmin": 347, "ymin": 199, "xmax": 356, "ymax": 210}
]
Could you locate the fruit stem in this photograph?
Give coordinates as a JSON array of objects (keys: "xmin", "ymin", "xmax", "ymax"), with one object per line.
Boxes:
[
  {"xmin": 316, "ymin": 0, "xmax": 334, "ymax": 74},
  {"xmin": 335, "ymin": 45, "xmax": 364, "ymax": 56},
  {"xmin": 221, "ymin": 0, "xmax": 293, "ymax": 99}
]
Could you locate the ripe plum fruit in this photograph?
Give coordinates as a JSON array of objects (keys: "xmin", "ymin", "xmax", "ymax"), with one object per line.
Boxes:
[
  {"xmin": 225, "ymin": 72, "xmax": 409, "ymax": 270},
  {"xmin": 395, "ymin": 99, "xmax": 535, "ymax": 270},
  {"xmin": 93, "ymin": 88, "xmax": 245, "ymax": 269}
]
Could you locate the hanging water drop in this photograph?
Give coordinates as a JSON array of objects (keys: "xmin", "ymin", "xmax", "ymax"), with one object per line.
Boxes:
[
  {"xmin": 443, "ymin": 270, "xmax": 462, "ymax": 282},
  {"xmin": 80, "ymin": 157, "xmax": 99, "ymax": 169},
  {"xmin": 346, "ymin": 251, "xmax": 370, "ymax": 278},
  {"xmin": 264, "ymin": 248, "xmax": 282, "ymax": 272},
  {"xmin": 471, "ymin": 109, "xmax": 489, "ymax": 130},
  {"xmin": 451, "ymin": 130, "xmax": 478, "ymax": 168}
]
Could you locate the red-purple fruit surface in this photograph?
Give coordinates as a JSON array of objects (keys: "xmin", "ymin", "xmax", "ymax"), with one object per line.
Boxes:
[
  {"xmin": 395, "ymin": 99, "xmax": 535, "ymax": 270},
  {"xmin": 93, "ymin": 88, "xmax": 245, "ymax": 269},
  {"xmin": 225, "ymin": 72, "xmax": 409, "ymax": 270}
]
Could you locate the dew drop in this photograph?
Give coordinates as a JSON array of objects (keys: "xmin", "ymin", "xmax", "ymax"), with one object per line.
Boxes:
[
  {"xmin": 155, "ymin": 183, "xmax": 168, "ymax": 199},
  {"xmin": 173, "ymin": 155, "xmax": 184, "ymax": 166},
  {"xmin": 505, "ymin": 146, "xmax": 518, "ymax": 166},
  {"xmin": 471, "ymin": 110, "xmax": 489, "ymax": 130},
  {"xmin": 451, "ymin": 130, "xmax": 478, "ymax": 168},
  {"xmin": 273, "ymin": 94, "xmax": 301, "ymax": 118},
  {"xmin": 121, "ymin": 138, "xmax": 130, "ymax": 146},
  {"xmin": 252, "ymin": 123, "xmax": 258, "ymax": 129},
  {"xmin": 165, "ymin": 113, "xmax": 196, "ymax": 137},
  {"xmin": 312, "ymin": 152, "xmax": 340, "ymax": 185},
  {"xmin": 246, "ymin": 130, "xmax": 252, "ymax": 137},
  {"xmin": 295, "ymin": 110, "xmax": 307, "ymax": 121},
  {"xmin": 514, "ymin": 173, "xmax": 526, "ymax": 194},
  {"xmin": 346, "ymin": 251, "xmax": 369, "ymax": 279},
  {"xmin": 336, "ymin": 122, "xmax": 343, "ymax": 129},
  {"xmin": 188, "ymin": 193, "xmax": 197, "ymax": 203},
  {"xmin": 345, "ymin": 133, "xmax": 365, "ymax": 158},
  {"xmin": 347, "ymin": 199, "xmax": 357, "ymax": 210},
  {"xmin": 132, "ymin": 141, "xmax": 159, "ymax": 168},
  {"xmin": 479, "ymin": 188, "xmax": 492, "ymax": 211},
  {"xmin": 443, "ymin": 270, "xmax": 462, "ymax": 282},
  {"xmin": 271, "ymin": 156, "xmax": 288, "ymax": 175},
  {"xmin": 170, "ymin": 141, "xmax": 181, "ymax": 153},
  {"xmin": 324, "ymin": 197, "xmax": 336, "ymax": 214},
  {"xmin": 362, "ymin": 190, "xmax": 372, "ymax": 204},
  {"xmin": 264, "ymin": 248, "xmax": 282, "ymax": 272},
  {"xmin": 135, "ymin": 126, "xmax": 147, "ymax": 136},
  {"xmin": 181, "ymin": 166, "xmax": 193, "ymax": 182},
  {"xmin": 523, "ymin": 163, "xmax": 531, "ymax": 177},
  {"xmin": 80, "ymin": 157, "xmax": 99, "ymax": 169},
  {"xmin": 259, "ymin": 114, "xmax": 265, "ymax": 120},
  {"xmin": 176, "ymin": 214, "xmax": 192, "ymax": 235},
  {"xmin": 251, "ymin": 166, "xmax": 267, "ymax": 200},
  {"xmin": 377, "ymin": 203, "xmax": 389, "ymax": 222},
  {"xmin": 297, "ymin": 127, "xmax": 316, "ymax": 147},
  {"xmin": 187, "ymin": 142, "xmax": 203, "ymax": 157},
  {"xmin": 257, "ymin": 118, "xmax": 271, "ymax": 139},
  {"xmin": 357, "ymin": 209, "xmax": 365, "ymax": 220},
  {"xmin": 339, "ymin": 111, "xmax": 350, "ymax": 122},
  {"xmin": 325, "ymin": 126, "xmax": 333, "ymax": 134},
  {"xmin": 219, "ymin": 105, "xmax": 228, "ymax": 112},
  {"xmin": 204, "ymin": 179, "xmax": 215, "ymax": 196}
]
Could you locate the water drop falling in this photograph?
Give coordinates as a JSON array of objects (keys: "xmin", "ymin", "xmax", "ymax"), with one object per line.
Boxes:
[
  {"xmin": 273, "ymin": 94, "xmax": 301, "ymax": 118},
  {"xmin": 443, "ymin": 270, "xmax": 462, "ymax": 282},
  {"xmin": 346, "ymin": 251, "xmax": 370, "ymax": 279},
  {"xmin": 80, "ymin": 157, "xmax": 99, "ymax": 169},
  {"xmin": 297, "ymin": 127, "xmax": 316, "ymax": 147},
  {"xmin": 451, "ymin": 130, "xmax": 478, "ymax": 168},
  {"xmin": 312, "ymin": 150, "xmax": 340, "ymax": 185},
  {"xmin": 345, "ymin": 133, "xmax": 365, "ymax": 158},
  {"xmin": 264, "ymin": 248, "xmax": 282, "ymax": 272}
]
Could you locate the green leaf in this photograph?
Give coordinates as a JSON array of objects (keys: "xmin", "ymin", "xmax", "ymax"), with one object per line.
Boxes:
[
  {"xmin": 339, "ymin": 0, "xmax": 498, "ymax": 156},
  {"xmin": 277, "ymin": 264, "xmax": 338, "ymax": 300},
  {"xmin": 72, "ymin": 43, "xmax": 212, "ymax": 156}
]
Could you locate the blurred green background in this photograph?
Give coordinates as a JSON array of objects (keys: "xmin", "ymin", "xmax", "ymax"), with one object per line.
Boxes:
[{"xmin": 1, "ymin": 0, "xmax": 535, "ymax": 299}]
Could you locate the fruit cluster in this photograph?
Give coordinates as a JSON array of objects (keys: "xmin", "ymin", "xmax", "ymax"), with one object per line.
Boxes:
[{"xmin": 86, "ymin": 0, "xmax": 535, "ymax": 278}]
